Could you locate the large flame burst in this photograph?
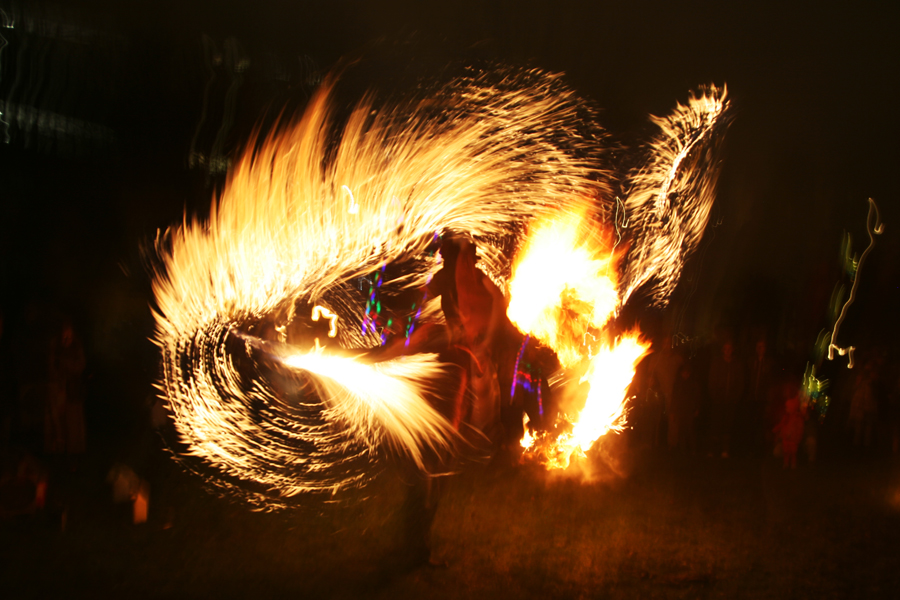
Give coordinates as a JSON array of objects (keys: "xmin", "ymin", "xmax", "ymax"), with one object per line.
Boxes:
[
  {"xmin": 152, "ymin": 65, "xmax": 728, "ymax": 506},
  {"xmin": 509, "ymin": 215, "xmax": 651, "ymax": 469}
]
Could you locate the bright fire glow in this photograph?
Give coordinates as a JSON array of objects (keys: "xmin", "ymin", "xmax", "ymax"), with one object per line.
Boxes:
[
  {"xmin": 311, "ymin": 305, "xmax": 339, "ymax": 338},
  {"xmin": 507, "ymin": 213, "xmax": 619, "ymax": 369},
  {"xmin": 507, "ymin": 214, "xmax": 650, "ymax": 468},
  {"xmin": 151, "ymin": 67, "xmax": 616, "ymax": 505},
  {"xmin": 508, "ymin": 85, "xmax": 728, "ymax": 470},
  {"xmin": 152, "ymin": 65, "xmax": 727, "ymax": 503},
  {"xmin": 521, "ymin": 334, "xmax": 649, "ymax": 469},
  {"xmin": 571, "ymin": 335, "xmax": 649, "ymax": 448},
  {"xmin": 282, "ymin": 350, "xmax": 454, "ymax": 470}
]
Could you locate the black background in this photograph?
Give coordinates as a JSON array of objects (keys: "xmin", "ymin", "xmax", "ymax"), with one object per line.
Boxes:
[{"xmin": 0, "ymin": 0, "xmax": 897, "ymax": 446}]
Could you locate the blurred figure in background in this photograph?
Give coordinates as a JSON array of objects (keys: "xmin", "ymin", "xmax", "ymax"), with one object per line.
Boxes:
[
  {"xmin": 848, "ymin": 361, "xmax": 878, "ymax": 449},
  {"xmin": 744, "ymin": 336, "xmax": 774, "ymax": 456},
  {"xmin": 45, "ymin": 320, "xmax": 86, "ymax": 465},
  {"xmin": 669, "ymin": 361, "xmax": 701, "ymax": 452},
  {"xmin": 773, "ymin": 390, "xmax": 806, "ymax": 469},
  {"xmin": 651, "ymin": 336, "xmax": 683, "ymax": 450},
  {"xmin": 707, "ymin": 339, "xmax": 745, "ymax": 458},
  {"xmin": 0, "ymin": 450, "xmax": 48, "ymax": 517}
]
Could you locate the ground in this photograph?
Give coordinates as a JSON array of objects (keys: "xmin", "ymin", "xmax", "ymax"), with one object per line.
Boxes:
[{"xmin": 3, "ymin": 446, "xmax": 899, "ymax": 599}]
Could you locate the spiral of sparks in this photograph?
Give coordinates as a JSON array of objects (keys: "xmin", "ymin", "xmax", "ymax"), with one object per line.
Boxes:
[{"xmin": 152, "ymin": 65, "xmax": 730, "ymax": 504}]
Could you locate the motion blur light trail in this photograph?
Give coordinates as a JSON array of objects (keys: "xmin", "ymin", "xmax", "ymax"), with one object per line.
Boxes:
[
  {"xmin": 618, "ymin": 86, "xmax": 729, "ymax": 308},
  {"xmin": 798, "ymin": 198, "xmax": 883, "ymax": 421},
  {"xmin": 828, "ymin": 198, "xmax": 883, "ymax": 368},
  {"xmin": 152, "ymin": 66, "xmax": 729, "ymax": 505}
]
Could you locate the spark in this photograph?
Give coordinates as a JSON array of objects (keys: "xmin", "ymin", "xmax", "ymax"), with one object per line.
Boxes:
[
  {"xmin": 619, "ymin": 86, "xmax": 729, "ymax": 307},
  {"xmin": 607, "ymin": 196, "xmax": 628, "ymax": 277},
  {"xmin": 342, "ymin": 185, "xmax": 359, "ymax": 214},
  {"xmin": 152, "ymin": 66, "xmax": 616, "ymax": 503},
  {"xmin": 153, "ymin": 67, "xmax": 728, "ymax": 499}
]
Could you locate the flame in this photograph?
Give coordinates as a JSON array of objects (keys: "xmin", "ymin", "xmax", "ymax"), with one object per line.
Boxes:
[
  {"xmin": 151, "ymin": 67, "xmax": 615, "ymax": 505},
  {"xmin": 281, "ymin": 350, "xmax": 454, "ymax": 470},
  {"xmin": 507, "ymin": 86, "xmax": 730, "ymax": 471},
  {"xmin": 508, "ymin": 213, "xmax": 650, "ymax": 469},
  {"xmin": 571, "ymin": 334, "xmax": 650, "ymax": 450},
  {"xmin": 507, "ymin": 213, "xmax": 619, "ymax": 368},
  {"xmin": 151, "ymin": 66, "xmax": 727, "ymax": 502},
  {"xmin": 521, "ymin": 334, "xmax": 649, "ymax": 469}
]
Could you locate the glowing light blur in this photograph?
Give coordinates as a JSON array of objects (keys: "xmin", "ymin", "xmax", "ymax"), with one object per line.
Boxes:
[
  {"xmin": 507, "ymin": 214, "xmax": 619, "ymax": 369},
  {"xmin": 152, "ymin": 67, "xmax": 617, "ymax": 504},
  {"xmin": 519, "ymin": 334, "xmax": 649, "ymax": 469},
  {"xmin": 281, "ymin": 351, "xmax": 454, "ymax": 470},
  {"xmin": 619, "ymin": 86, "xmax": 729, "ymax": 308},
  {"xmin": 311, "ymin": 305, "xmax": 338, "ymax": 338},
  {"xmin": 828, "ymin": 198, "xmax": 883, "ymax": 368},
  {"xmin": 509, "ymin": 86, "xmax": 729, "ymax": 471},
  {"xmin": 152, "ymin": 66, "xmax": 728, "ymax": 500},
  {"xmin": 507, "ymin": 214, "xmax": 651, "ymax": 467}
]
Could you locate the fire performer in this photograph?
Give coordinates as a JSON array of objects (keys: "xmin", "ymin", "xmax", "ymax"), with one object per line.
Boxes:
[
  {"xmin": 442, "ymin": 237, "xmax": 526, "ymax": 451},
  {"xmin": 151, "ymin": 64, "xmax": 729, "ymax": 565},
  {"xmin": 395, "ymin": 234, "xmax": 527, "ymax": 568}
]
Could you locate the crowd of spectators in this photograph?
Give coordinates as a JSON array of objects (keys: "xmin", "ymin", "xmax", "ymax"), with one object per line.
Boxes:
[
  {"xmin": 2, "ymin": 296, "xmax": 898, "ymax": 527},
  {"xmin": 630, "ymin": 326, "xmax": 900, "ymax": 466},
  {"xmin": 0, "ymin": 304, "xmax": 87, "ymax": 517}
]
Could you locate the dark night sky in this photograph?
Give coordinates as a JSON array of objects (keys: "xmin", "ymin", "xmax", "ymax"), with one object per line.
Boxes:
[{"xmin": 0, "ymin": 0, "xmax": 897, "ymax": 395}]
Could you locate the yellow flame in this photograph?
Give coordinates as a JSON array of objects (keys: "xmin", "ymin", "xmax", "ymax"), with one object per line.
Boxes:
[
  {"xmin": 507, "ymin": 86, "xmax": 730, "ymax": 471},
  {"xmin": 151, "ymin": 69, "xmax": 614, "ymax": 503},
  {"xmin": 572, "ymin": 334, "xmax": 650, "ymax": 449},
  {"xmin": 507, "ymin": 213, "xmax": 618, "ymax": 368},
  {"xmin": 520, "ymin": 334, "xmax": 650, "ymax": 470},
  {"xmin": 282, "ymin": 351, "xmax": 455, "ymax": 470},
  {"xmin": 508, "ymin": 213, "xmax": 650, "ymax": 469},
  {"xmin": 151, "ymin": 68, "xmax": 726, "ymax": 500},
  {"xmin": 520, "ymin": 414, "xmax": 534, "ymax": 449}
]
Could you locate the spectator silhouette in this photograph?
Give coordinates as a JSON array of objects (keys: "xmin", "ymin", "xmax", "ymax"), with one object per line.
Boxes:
[
  {"xmin": 45, "ymin": 320, "xmax": 86, "ymax": 460},
  {"xmin": 708, "ymin": 339, "xmax": 745, "ymax": 458},
  {"xmin": 774, "ymin": 393, "xmax": 806, "ymax": 469}
]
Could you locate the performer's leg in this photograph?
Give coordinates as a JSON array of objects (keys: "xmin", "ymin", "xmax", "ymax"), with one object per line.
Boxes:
[{"xmin": 399, "ymin": 471, "xmax": 446, "ymax": 568}]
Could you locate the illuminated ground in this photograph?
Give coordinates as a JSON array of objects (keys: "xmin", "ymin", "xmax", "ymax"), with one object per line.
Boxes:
[{"xmin": 3, "ymin": 448, "xmax": 899, "ymax": 599}]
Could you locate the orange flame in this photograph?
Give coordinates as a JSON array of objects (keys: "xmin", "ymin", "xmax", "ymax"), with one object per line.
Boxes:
[
  {"xmin": 508, "ymin": 213, "xmax": 650, "ymax": 469},
  {"xmin": 507, "ymin": 213, "xmax": 619, "ymax": 368}
]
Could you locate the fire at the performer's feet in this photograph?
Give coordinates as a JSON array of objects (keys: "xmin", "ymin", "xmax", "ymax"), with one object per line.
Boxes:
[
  {"xmin": 519, "ymin": 334, "xmax": 650, "ymax": 470},
  {"xmin": 507, "ymin": 86, "xmax": 730, "ymax": 470},
  {"xmin": 505, "ymin": 212, "xmax": 650, "ymax": 468},
  {"xmin": 151, "ymin": 64, "xmax": 729, "ymax": 505}
]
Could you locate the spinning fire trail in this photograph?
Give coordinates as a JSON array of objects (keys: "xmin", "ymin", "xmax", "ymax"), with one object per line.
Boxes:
[{"xmin": 151, "ymin": 66, "xmax": 729, "ymax": 506}]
